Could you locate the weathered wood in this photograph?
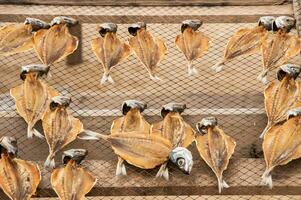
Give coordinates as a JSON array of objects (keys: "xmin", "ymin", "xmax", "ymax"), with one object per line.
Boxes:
[{"xmin": 0, "ymin": 0, "xmax": 292, "ymax": 6}]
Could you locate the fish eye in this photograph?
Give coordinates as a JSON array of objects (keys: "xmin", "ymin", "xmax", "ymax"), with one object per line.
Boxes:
[
  {"xmin": 177, "ymin": 158, "xmax": 185, "ymax": 167},
  {"xmin": 50, "ymin": 102, "xmax": 59, "ymax": 111}
]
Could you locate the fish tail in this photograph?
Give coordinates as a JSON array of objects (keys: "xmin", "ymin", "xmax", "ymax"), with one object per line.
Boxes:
[
  {"xmin": 261, "ymin": 168, "xmax": 273, "ymax": 189},
  {"xmin": 78, "ymin": 130, "xmax": 108, "ymax": 141},
  {"xmin": 44, "ymin": 153, "xmax": 56, "ymax": 169},
  {"xmin": 187, "ymin": 61, "xmax": 198, "ymax": 76},
  {"xmin": 211, "ymin": 61, "xmax": 224, "ymax": 72},
  {"xmin": 149, "ymin": 74, "xmax": 161, "ymax": 81},
  {"xmin": 156, "ymin": 162, "xmax": 169, "ymax": 181},
  {"xmin": 257, "ymin": 70, "xmax": 269, "ymax": 84},
  {"xmin": 100, "ymin": 73, "xmax": 114, "ymax": 85},
  {"xmin": 27, "ymin": 126, "xmax": 44, "ymax": 139},
  {"xmin": 217, "ymin": 176, "xmax": 229, "ymax": 193}
]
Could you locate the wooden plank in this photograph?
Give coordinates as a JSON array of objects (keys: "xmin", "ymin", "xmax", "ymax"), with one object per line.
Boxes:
[{"xmin": 0, "ymin": 0, "xmax": 292, "ymax": 6}]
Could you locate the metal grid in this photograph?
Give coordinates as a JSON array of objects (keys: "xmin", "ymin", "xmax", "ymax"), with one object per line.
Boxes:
[{"xmin": 0, "ymin": 3, "xmax": 300, "ymax": 199}]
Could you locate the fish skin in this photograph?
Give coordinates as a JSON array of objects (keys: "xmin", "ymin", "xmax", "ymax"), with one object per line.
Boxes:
[
  {"xmin": 128, "ymin": 29, "xmax": 167, "ymax": 80},
  {"xmin": 10, "ymin": 72, "xmax": 59, "ymax": 138},
  {"xmin": 42, "ymin": 106, "xmax": 83, "ymax": 169},
  {"xmin": 51, "ymin": 160, "xmax": 97, "ymax": 200},
  {"xmin": 195, "ymin": 126, "xmax": 236, "ymax": 193},
  {"xmin": 262, "ymin": 115, "xmax": 301, "ymax": 188},
  {"xmin": 91, "ymin": 32, "xmax": 131, "ymax": 84},
  {"xmin": 33, "ymin": 24, "xmax": 78, "ymax": 66},
  {"xmin": 0, "ymin": 153, "xmax": 41, "ymax": 200},
  {"xmin": 261, "ymin": 75, "xmax": 301, "ymax": 138},
  {"xmin": 0, "ymin": 24, "xmax": 34, "ymax": 56}
]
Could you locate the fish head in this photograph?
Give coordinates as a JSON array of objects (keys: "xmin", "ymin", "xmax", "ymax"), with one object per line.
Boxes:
[
  {"xmin": 24, "ymin": 18, "xmax": 50, "ymax": 32},
  {"xmin": 274, "ymin": 16, "xmax": 296, "ymax": 33},
  {"xmin": 50, "ymin": 16, "xmax": 78, "ymax": 27},
  {"xmin": 287, "ymin": 108, "xmax": 301, "ymax": 120},
  {"xmin": 121, "ymin": 100, "xmax": 147, "ymax": 115},
  {"xmin": 62, "ymin": 149, "xmax": 88, "ymax": 165},
  {"xmin": 0, "ymin": 136, "xmax": 18, "ymax": 158},
  {"xmin": 277, "ymin": 64, "xmax": 301, "ymax": 81},
  {"xmin": 50, "ymin": 96, "xmax": 72, "ymax": 111},
  {"xmin": 99, "ymin": 23, "xmax": 118, "ymax": 37},
  {"xmin": 196, "ymin": 116, "xmax": 218, "ymax": 135},
  {"xmin": 169, "ymin": 147, "xmax": 193, "ymax": 175},
  {"xmin": 161, "ymin": 103, "xmax": 186, "ymax": 118},
  {"xmin": 20, "ymin": 64, "xmax": 49, "ymax": 81},
  {"xmin": 258, "ymin": 16, "xmax": 276, "ymax": 31},
  {"xmin": 181, "ymin": 19, "xmax": 202, "ymax": 33},
  {"xmin": 128, "ymin": 22, "xmax": 146, "ymax": 36}
]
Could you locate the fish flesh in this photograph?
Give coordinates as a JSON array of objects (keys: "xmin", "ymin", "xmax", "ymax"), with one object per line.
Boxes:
[
  {"xmin": 91, "ymin": 23, "xmax": 131, "ymax": 84},
  {"xmin": 128, "ymin": 22, "xmax": 167, "ymax": 80},
  {"xmin": 259, "ymin": 16, "xmax": 301, "ymax": 84},
  {"xmin": 262, "ymin": 108, "xmax": 301, "ymax": 188},
  {"xmin": 212, "ymin": 16, "xmax": 275, "ymax": 72},
  {"xmin": 175, "ymin": 20, "xmax": 210, "ymax": 75},
  {"xmin": 0, "ymin": 136, "xmax": 41, "ymax": 200},
  {"xmin": 51, "ymin": 149, "xmax": 97, "ymax": 200},
  {"xmin": 195, "ymin": 117, "xmax": 236, "ymax": 193},
  {"xmin": 42, "ymin": 96, "xmax": 83, "ymax": 169},
  {"xmin": 33, "ymin": 16, "xmax": 78, "ymax": 66},
  {"xmin": 10, "ymin": 64, "xmax": 59, "ymax": 138},
  {"xmin": 261, "ymin": 64, "xmax": 301, "ymax": 138},
  {"xmin": 0, "ymin": 18, "xmax": 49, "ymax": 56}
]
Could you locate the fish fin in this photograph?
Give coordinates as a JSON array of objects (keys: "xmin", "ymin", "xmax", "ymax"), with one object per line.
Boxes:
[
  {"xmin": 261, "ymin": 169, "xmax": 273, "ymax": 189},
  {"xmin": 44, "ymin": 154, "xmax": 55, "ymax": 169},
  {"xmin": 116, "ymin": 157, "xmax": 127, "ymax": 176},
  {"xmin": 257, "ymin": 70, "xmax": 269, "ymax": 84},
  {"xmin": 78, "ymin": 130, "xmax": 107, "ymax": 141},
  {"xmin": 217, "ymin": 176, "xmax": 229, "ymax": 193},
  {"xmin": 156, "ymin": 163, "xmax": 169, "ymax": 181},
  {"xmin": 211, "ymin": 61, "xmax": 224, "ymax": 72}
]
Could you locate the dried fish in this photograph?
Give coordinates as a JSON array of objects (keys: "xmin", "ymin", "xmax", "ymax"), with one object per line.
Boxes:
[
  {"xmin": 262, "ymin": 108, "xmax": 301, "ymax": 188},
  {"xmin": 195, "ymin": 117, "xmax": 236, "ymax": 193},
  {"xmin": 0, "ymin": 18, "xmax": 49, "ymax": 56},
  {"xmin": 78, "ymin": 130, "xmax": 193, "ymax": 180},
  {"xmin": 42, "ymin": 96, "xmax": 83, "ymax": 169},
  {"xmin": 212, "ymin": 16, "xmax": 275, "ymax": 72},
  {"xmin": 260, "ymin": 64, "xmax": 301, "ymax": 138},
  {"xmin": 10, "ymin": 64, "xmax": 59, "ymax": 139},
  {"xmin": 91, "ymin": 23, "xmax": 131, "ymax": 84},
  {"xmin": 259, "ymin": 16, "xmax": 301, "ymax": 84},
  {"xmin": 128, "ymin": 22, "xmax": 167, "ymax": 80},
  {"xmin": 33, "ymin": 16, "xmax": 79, "ymax": 66},
  {"xmin": 175, "ymin": 20, "xmax": 210, "ymax": 75},
  {"xmin": 0, "ymin": 136, "xmax": 41, "ymax": 200},
  {"xmin": 51, "ymin": 149, "xmax": 97, "ymax": 200}
]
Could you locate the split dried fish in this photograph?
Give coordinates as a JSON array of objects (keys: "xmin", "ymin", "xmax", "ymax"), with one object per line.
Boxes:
[
  {"xmin": 0, "ymin": 18, "xmax": 49, "ymax": 56},
  {"xmin": 128, "ymin": 22, "xmax": 167, "ymax": 80},
  {"xmin": 78, "ymin": 130, "xmax": 193, "ymax": 180},
  {"xmin": 51, "ymin": 149, "xmax": 97, "ymax": 200},
  {"xmin": 260, "ymin": 64, "xmax": 301, "ymax": 138},
  {"xmin": 10, "ymin": 64, "xmax": 59, "ymax": 139},
  {"xmin": 0, "ymin": 136, "xmax": 41, "ymax": 200},
  {"xmin": 42, "ymin": 96, "xmax": 83, "ymax": 169},
  {"xmin": 212, "ymin": 16, "xmax": 275, "ymax": 72},
  {"xmin": 33, "ymin": 16, "xmax": 79, "ymax": 66},
  {"xmin": 91, "ymin": 23, "xmax": 131, "ymax": 84},
  {"xmin": 259, "ymin": 16, "xmax": 301, "ymax": 84},
  {"xmin": 262, "ymin": 108, "xmax": 301, "ymax": 188},
  {"xmin": 175, "ymin": 20, "xmax": 210, "ymax": 75},
  {"xmin": 195, "ymin": 117, "xmax": 236, "ymax": 193}
]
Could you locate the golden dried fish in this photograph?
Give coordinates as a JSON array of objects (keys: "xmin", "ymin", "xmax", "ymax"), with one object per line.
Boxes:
[
  {"xmin": 262, "ymin": 108, "xmax": 301, "ymax": 188},
  {"xmin": 128, "ymin": 22, "xmax": 167, "ymax": 80},
  {"xmin": 78, "ymin": 130, "xmax": 193, "ymax": 180},
  {"xmin": 51, "ymin": 149, "xmax": 97, "ymax": 200},
  {"xmin": 175, "ymin": 20, "xmax": 210, "ymax": 75},
  {"xmin": 110, "ymin": 100, "xmax": 150, "ymax": 176},
  {"xmin": 33, "ymin": 16, "xmax": 78, "ymax": 66},
  {"xmin": 10, "ymin": 64, "xmax": 59, "ymax": 139},
  {"xmin": 0, "ymin": 136, "xmax": 41, "ymax": 200},
  {"xmin": 212, "ymin": 16, "xmax": 275, "ymax": 72},
  {"xmin": 0, "ymin": 18, "xmax": 49, "ymax": 56},
  {"xmin": 259, "ymin": 16, "xmax": 301, "ymax": 84},
  {"xmin": 42, "ymin": 96, "xmax": 83, "ymax": 169},
  {"xmin": 195, "ymin": 117, "xmax": 236, "ymax": 193},
  {"xmin": 260, "ymin": 64, "xmax": 301, "ymax": 138},
  {"xmin": 91, "ymin": 23, "xmax": 131, "ymax": 84}
]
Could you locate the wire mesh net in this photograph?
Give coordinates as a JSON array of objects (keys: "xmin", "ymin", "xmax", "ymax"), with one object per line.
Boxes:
[{"xmin": 0, "ymin": 2, "xmax": 300, "ymax": 199}]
